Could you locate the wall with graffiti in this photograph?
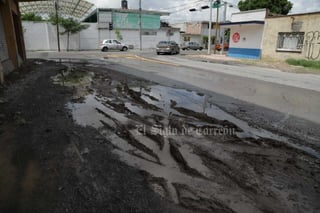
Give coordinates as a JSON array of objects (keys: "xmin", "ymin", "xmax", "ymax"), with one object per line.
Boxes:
[
  {"xmin": 262, "ymin": 12, "xmax": 320, "ymax": 61},
  {"xmin": 304, "ymin": 31, "xmax": 320, "ymax": 60}
]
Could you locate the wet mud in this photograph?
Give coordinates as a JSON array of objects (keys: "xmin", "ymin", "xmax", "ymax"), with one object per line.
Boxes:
[
  {"xmin": 1, "ymin": 60, "xmax": 319, "ymax": 212},
  {"xmin": 64, "ymin": 62, "xmax": 320, "ymax": 212}
]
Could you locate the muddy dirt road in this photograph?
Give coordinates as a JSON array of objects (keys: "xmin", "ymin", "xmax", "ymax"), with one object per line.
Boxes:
[{"xmin": 0, "ymin": 59, "xmax": 319, "ymax": 213}]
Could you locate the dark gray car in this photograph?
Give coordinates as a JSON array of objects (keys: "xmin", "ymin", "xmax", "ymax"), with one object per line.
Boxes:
[
  {"xmin": 156, "ymin": 41, "xmax": 180, "ymax": 55},
  {"xmin": 181, "ymin": 41, "xmax": 203, "ymax": 51}
]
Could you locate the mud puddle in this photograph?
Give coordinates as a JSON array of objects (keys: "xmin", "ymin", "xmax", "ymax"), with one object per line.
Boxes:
[
  {"xmin": 131, "ymin": 85, "xmax": 320, "ymax": 159},
  {"xmin": 65, "ymin": 68, "xmax": 320, "ymax": 213}
]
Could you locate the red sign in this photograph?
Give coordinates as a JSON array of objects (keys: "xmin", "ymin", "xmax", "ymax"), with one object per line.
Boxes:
[{"xmin": 232, "ymin": 32, "xmax": 240, "ymax": 43}]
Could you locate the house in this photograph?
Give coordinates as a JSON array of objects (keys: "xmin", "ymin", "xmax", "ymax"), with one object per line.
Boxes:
[
  {"xmin": 262, "ymin": 12, "xmax": 320, "ymax": 61},
  {"xmin": 220, "ymin": 8, "xmax": 320, "ymax": 61},
  {"xmin": 220, "ymin": 9, "xmax": 267, "ymax": 59},
  {"xmin": 171, "ymin": 21, "xmax": 223, "ymax": 47}
]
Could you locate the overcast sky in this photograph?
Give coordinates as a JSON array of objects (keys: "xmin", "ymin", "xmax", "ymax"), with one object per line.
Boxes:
[{"xmin": 88, "ymin": 0, "xmax": 320, "ymax": 23}]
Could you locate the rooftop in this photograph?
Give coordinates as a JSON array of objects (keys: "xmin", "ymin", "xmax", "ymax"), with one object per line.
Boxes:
[{"xmin": 19, "ymin": 0, "xmax": 95, "ymax": 19}]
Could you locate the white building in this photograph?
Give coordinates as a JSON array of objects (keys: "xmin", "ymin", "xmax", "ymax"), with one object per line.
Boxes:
[
  {"xmin": 22, "ymin": 0, "xmax": 180, "ymax": 51},
  {"xmin": 82, "ymin": 7, "xmax": 180, "ymax": 49},
  {"xmin": 171, "ymin": 21, "xmax": 223, "ymax": 47},
  {"xmin": 220, "ymin": 9, "xmax": 267, "ymax": 59}
]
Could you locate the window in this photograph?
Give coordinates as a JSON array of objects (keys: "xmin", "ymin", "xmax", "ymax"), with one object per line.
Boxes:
[
  {"xmin": 184, "ymin": 36, "xmax": 190, "ymax": 42},
  {"xmin": 142, "ymin": 31, "xmax": 157, "ymax": 36},
  {"xmin": 277, "ymin": 32, "xmax": 304, "ymax": 52}
]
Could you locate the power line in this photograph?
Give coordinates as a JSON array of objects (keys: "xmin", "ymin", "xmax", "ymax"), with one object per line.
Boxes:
[
  {"xmin": 169, "ymin": 1, "xmax": 208, "ymax": 14},
  {"xmin": 160, "ymin": 0, "xmax": 206, "ymax": 11}
]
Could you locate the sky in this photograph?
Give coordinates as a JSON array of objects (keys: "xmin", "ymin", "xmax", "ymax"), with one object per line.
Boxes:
[{"xmin": 88, "ymin": 0, "xmax": 320, "ymax": 23}]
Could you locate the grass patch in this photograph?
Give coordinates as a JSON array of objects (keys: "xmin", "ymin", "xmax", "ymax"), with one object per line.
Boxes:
[{"xmin": 286, "ymin": 59, "xmax": 320, "ymax": 70}]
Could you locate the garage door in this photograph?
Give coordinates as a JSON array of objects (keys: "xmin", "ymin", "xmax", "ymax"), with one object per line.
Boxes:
[{"xmin": 0, "ymin": 14, "xmax": 9, "ymax": 61}]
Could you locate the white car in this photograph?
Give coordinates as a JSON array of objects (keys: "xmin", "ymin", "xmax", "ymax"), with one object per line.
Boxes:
[{"xmin": 100, "ymin": 39, "xmax": 128, "ymax": 52}]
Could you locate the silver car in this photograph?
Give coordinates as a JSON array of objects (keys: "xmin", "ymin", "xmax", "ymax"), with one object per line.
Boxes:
[
  {"xmin": 100, "ymin": 39, "xmax": 128, "ymax": 52},
  {"xmin": 156, "ymin": 41, "xmax": 180, "ymax": 55}
]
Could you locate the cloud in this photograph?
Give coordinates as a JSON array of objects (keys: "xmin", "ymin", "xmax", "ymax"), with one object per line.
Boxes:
[{"xmin": 88, "ymin": 0, "xmax": 320, "ymax": 23}]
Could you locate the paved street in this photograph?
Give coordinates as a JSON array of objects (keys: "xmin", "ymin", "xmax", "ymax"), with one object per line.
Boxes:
[
  {"xmin": 1, "ymin": 50, "xmax": 319, "ymax": 212},
  {"xmin": 28, "ymin": 50, "xmax": 320, "ymax": 124}
]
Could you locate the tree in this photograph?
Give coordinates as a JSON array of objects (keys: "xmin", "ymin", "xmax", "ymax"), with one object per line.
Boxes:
[
  {"xmin": 49, "ymin": 16, "xmax": 89, "ymax": 51},
  {"xmin": 60, "ymin": 18, "xmax": 89, "ymax": 51},
  {"xmin": 238, "ymin": 0, "xmax": 293, "ymax": 15},
  {"xmin": 115, "ymin": 29, "xmax": 123, "ymax": 41},
  {"xmin": 202, "ymin": 35, "xmax": 216, "ymax": 49},
  {"xmin": 48, "ymin": 14, "xmax": 64, "ymax": 25},
  {"xmin": 21, "ymin": 13, "xmax": 43, "ymax": 21}
]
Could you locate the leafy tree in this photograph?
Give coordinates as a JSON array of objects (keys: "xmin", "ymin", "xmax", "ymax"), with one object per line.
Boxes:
[
  {"xmin": 202, "ymin": 35, "xmax": 216, "ymax": 44},
  {"xmin": 48, "ymin": 14, "xmax": 64, "ymax": 25},
  {"xmin": 238, "ymin": 0, "xmax": 293, "ymax": 15},
  {"xmin": 21, "ymin": 13, "xmax": 43, "ymax": 21},
  {"xmin": 115, "ymin": 29, "xmax": 123, "ymax": 41},
  {"xmin": 49, "ymin": 15, "xmax": 89, "ymax": 51},
  {"xmin": 60, "ymin": 18, "xmax": 89, "ymax": 51}
]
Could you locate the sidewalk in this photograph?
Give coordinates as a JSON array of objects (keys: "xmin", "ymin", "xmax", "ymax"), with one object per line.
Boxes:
[{"xmin": 185, "ymin": 53, "xmax": 320, "ymax": 74}]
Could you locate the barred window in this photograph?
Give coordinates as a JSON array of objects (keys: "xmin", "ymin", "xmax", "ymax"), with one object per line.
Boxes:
[
  {"xmin": 277, "ymin": 32, "xmax": 304, "ymax": 52},
  {"xmin": 184, "ymin": 36, "xmax": 191, "ymax": 42},
  {"xmin": 142, "ymin": 31, "xmax": 157, "ymax": 36}
]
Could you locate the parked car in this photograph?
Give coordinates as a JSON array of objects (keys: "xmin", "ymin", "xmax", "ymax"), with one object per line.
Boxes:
[
  {"xmin": 181, "ymin": 41, "xmax": 203, "ymax": 51},
  {"xmin": 100, "ymin": 39, "xmax": 128, "ymax": 52},
  {"xmin": 156, "ymin": 41, "xmax": 180, "ymax": 55}
]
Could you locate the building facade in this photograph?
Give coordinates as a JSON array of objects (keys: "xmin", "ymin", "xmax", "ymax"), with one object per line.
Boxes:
[
  {"xmin": 171, "ymin": 21, "xmax": 222, "ymax": 47},
  {"xmin": 262, "ymin": 12, "xmax": 320, "ymax": 61},
  {"xmin": 0, "ymin": 0, "xmax": 26, "ymax": 75},
  {"xmin": 220, "ymin": 9, "xmax": 267, "ymax": 59},
  {"xmin": 22, "ymin": 7, "xmax": 179, "ymax": 51},
  {"xmin": 81, "ymin": 8, "xmax": 180, "ymax": 49}
]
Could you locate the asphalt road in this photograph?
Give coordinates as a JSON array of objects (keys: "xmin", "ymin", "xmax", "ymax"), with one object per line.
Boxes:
[
  {"xmin": 103, "ymin": 52, "xmax": 320, "ymax": 123},
  {"xmin": 27, "ymin": 50, "xmax": 320, "ymax": 145}
]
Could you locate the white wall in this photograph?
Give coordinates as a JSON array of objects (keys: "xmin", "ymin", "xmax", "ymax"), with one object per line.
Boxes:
[
  {"xmin": 80, "ymin": 23, "xmax": 99, "ymax": 50},
  {"xmin": 23, "ymin": 22, "xmax": 50, "ymax": 51},
  {"xmin": 170, "ymin": 23, "xmax": 186, "ymax": 32},
  {"xmin": 23, "ymin": 21, "xmax": 180, "ymax": 51},
  {"xmin": 229, "ymin": 25, "xmax": 264, "ymax": 49},
  {"xmin": 23, "ymin": 21, "xmax": 82, "ymax": 51},
  {"xmin": 231, "ymin": 9, "xmax": 267, "ymax": 22}
]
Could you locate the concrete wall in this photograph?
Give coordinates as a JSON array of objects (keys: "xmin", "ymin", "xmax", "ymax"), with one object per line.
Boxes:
[
  {"xmin": 23, "ymin": 21, "xmax": 83, "ymax": 51},
  {"xmin": 99, "ymin": 29, "xmax": 180, "ymax": 49},
  {"xmin": 231, "ymin": 9, "xmax": 267, "ymax": 22},
  {"xmin": 80, "ymin": 23, "xmax": 99, "ymax": 50},
  {"xmin": 23, "ymin": 21, "xmax": 180, "ymax": 51},
  {"xmin": 228, "ymin": 24, "xmax": 264, "ymax": 59},
  {"xmin": 262, "ymin": 13, "xmax": 320, "ymax": 61}
]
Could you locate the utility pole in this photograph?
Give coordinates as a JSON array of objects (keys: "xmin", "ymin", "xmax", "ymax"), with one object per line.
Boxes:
[
  {"xmin": 54, "ymin": 1, "xmax": 60, "ymax": 52},
  {"xmin": 213, "ymin": 1, "xmax": 220, "ymax": 54},
  {"xmin": 139, "ymin": 0, "xmax": 142, "ymax": 51},
  {"xmin": 208, "ymin": 0, "xmax": 213, "ymax": 54},
  {"xmin": 221, "ymin": 1, "xmax": 227, "ymax": 54}
]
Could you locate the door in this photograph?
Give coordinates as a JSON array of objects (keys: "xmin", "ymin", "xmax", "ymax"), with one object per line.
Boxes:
[
  {"xmin": 113, "ymin": 40, "xmax": 121, "ymax": 50},
  {"xmin": 108, "ymin": 40, "xmax": 116, "ymax": 50}
]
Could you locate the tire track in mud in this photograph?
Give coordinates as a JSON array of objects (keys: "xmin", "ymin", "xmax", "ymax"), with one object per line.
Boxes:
[{"xmin": 62, "ymin": 65, "xmax": 320, "ymax": 213}]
